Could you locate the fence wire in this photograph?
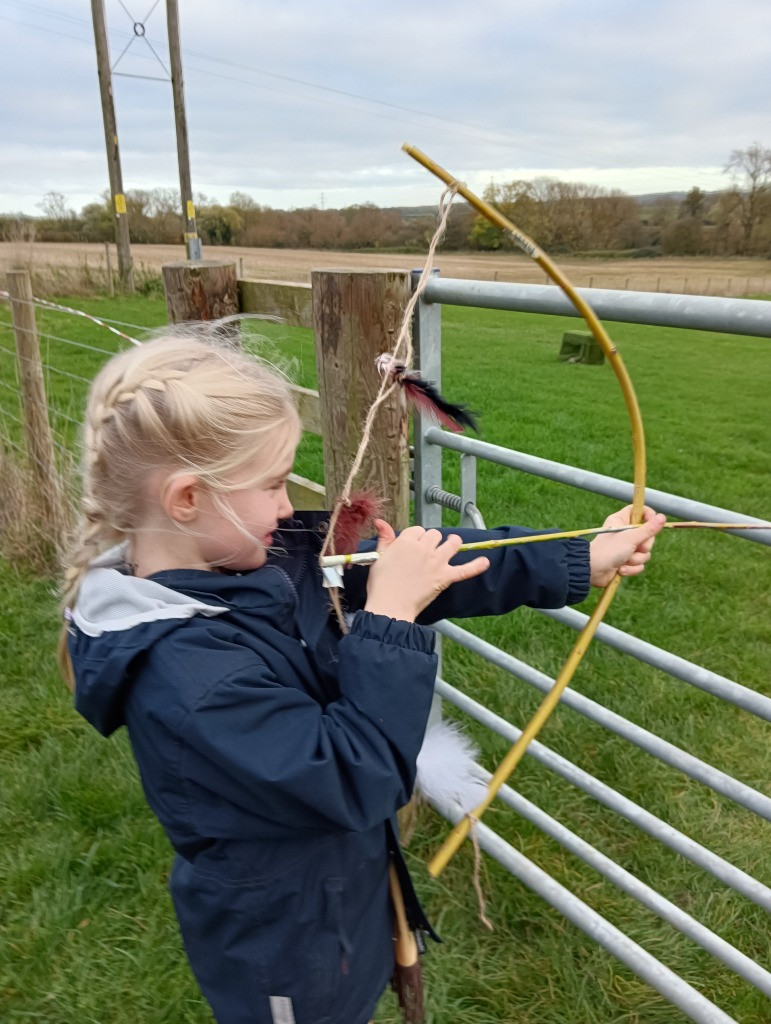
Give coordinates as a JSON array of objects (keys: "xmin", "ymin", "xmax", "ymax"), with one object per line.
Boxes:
[{"xmin": 0, "ymin": 290, "xmax": 151, "ymax": 499}]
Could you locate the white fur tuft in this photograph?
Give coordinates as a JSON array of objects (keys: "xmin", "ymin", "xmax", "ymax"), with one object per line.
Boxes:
[{"xmin": 415, "ymin": 719, "xmax": 487, "ymax": 814}]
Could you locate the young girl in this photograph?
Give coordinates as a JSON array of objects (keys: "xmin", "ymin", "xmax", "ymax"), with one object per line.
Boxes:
[{"xmin": 61, "ymin": 331, "xmax": 663, "ymax": 1024}]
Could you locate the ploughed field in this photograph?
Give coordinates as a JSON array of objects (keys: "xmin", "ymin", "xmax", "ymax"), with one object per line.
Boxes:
[{"xmin": 1, "ymin": 241, "xmax": 770, "ymax": 296}]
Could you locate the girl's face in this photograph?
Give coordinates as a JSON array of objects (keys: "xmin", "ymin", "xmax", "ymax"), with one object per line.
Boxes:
[{"xmin": 195, "ymin": 451, "xmax": 295, "ymax": 571}]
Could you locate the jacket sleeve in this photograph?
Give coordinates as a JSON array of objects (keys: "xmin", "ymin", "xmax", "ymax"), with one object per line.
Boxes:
[
  {"xmin": 341, "ymin": 525, "xmax": 591, "ymax": 623},
  {"xmin": 174, "ymin": 611, "xmax": 437, "ymax": 838}
]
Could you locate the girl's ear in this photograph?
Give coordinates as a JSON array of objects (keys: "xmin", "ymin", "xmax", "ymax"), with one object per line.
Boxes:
[{"xmin": 162, "ymin": 473, "xmax": 201, "ymax": 524}]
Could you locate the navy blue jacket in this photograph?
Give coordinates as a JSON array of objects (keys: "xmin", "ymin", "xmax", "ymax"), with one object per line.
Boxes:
[{"xmin": 70, "ymin": 512, "xmax": 590, "ymax": 1024}]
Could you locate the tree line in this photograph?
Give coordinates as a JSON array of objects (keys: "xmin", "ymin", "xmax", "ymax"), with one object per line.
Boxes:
[{"xmin": 4, "ymin": 143, "xmax": 769, "ymax": 258}]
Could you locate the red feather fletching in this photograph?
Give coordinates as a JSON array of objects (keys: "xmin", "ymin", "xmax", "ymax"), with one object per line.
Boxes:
[
  {"xmin": 331, "ymin": 491, "xmax": 384, "ymax": 554},
  {"xmin": 376, "ymin": 353, "xmax": 478, "ymax": 433}
]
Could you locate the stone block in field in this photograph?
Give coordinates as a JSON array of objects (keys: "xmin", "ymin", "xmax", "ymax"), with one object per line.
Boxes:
[{"xmin": 558, "ymin": 330, "xmax": 605, "ymax": 365}]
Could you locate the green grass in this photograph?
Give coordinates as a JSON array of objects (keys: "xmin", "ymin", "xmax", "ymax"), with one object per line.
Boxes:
[{"xmin": 1, "ymin": 296, "xmax": 770, "ymax": 1022}]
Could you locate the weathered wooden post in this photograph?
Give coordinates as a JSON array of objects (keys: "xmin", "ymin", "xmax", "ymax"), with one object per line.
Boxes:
[
  {"xmin": 103, "ymin": 241, "xmax": 114, "ymax": 297},
  {"xmin": 312, "ymin": 269, "xmax": 412, "ymax": 530},
  {"xmin": 6, "ymin": 269, "xmax": 66, "ymax": 546},
  {"xmin": 161, "ymin": 259, "xmax": 238, "ymax": 323}
]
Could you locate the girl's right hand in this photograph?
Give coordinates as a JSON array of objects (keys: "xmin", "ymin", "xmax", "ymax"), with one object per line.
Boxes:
[{"xmin": 363, "ymin": 519, "xmax": 490, "ymax": 622}]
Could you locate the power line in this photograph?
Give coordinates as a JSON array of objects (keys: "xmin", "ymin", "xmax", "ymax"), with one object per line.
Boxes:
[
  {"xmin": 0, "ymin": 2, "xmax": 579, "ymax": 161},
  {"xmin": 0, "ymin": 10, "xmax": 517, "ymax": 149}
]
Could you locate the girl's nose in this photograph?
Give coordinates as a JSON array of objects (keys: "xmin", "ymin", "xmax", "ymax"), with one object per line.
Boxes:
[{"xmin": 279, "ymin": 485, "xmax": 293, "ymax": 520}]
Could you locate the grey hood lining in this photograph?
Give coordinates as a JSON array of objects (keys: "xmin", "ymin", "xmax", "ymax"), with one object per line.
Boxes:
[{"xmin": 71, "ymin": 543, "xmax": 229, "ymax": 638}]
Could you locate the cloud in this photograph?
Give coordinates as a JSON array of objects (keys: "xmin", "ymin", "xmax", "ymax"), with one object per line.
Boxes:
[{"xmin": 1, "ymin": 0, "xmax": 769, "ymax": 213}]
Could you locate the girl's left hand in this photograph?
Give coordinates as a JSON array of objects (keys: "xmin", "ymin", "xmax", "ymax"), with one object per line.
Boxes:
[{"xmin": 589, "ymin": 505, "xmax": 666, "ymax": 588}]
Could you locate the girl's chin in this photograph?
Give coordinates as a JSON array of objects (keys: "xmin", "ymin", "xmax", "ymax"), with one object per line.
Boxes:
[{"xmin": 212, "ymin": 545, "xmax": 269, "ymax": 572}]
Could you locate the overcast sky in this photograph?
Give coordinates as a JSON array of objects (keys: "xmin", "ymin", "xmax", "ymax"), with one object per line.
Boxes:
[{"xmin": 1, "ymin": 0, "xmax": 769, "ymax": 215}]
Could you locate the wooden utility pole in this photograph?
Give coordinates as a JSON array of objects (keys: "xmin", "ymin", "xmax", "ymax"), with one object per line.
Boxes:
[
  {"xmin": 166, "ymin": 0, "xmax": 201, "ymax": 260},
  {"xmin": 90, "ymin": 0, "xmax": 134, "ymax": 290}
]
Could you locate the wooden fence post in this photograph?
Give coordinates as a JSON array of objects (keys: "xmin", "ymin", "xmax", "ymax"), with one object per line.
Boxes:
[
  {"xmin": 312, "ymin": 269, "xmax": 411, "ymax": 530},
  {"xmin": 6, "ymin": 269, "xmax": 65, "ymax": 544},
  {"xmin": 104, "ymin": 241, "xmax": 114, "ymax": 297},
  {"xmin": 162, "ymin": 260, "xmax": 238, "ymax": 323}
]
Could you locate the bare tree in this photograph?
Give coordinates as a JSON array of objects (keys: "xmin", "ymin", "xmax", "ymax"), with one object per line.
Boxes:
[
  {"xmin": 37, "ymin": 191, "xmax": 74, "ymax": 222},
  {"xmin": 724, "ymin": 142, "xmax": 771, "ymax": 253}
]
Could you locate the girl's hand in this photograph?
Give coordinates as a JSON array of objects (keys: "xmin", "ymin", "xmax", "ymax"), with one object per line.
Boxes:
[
  {"xmin": 364, "ymin": 520, "xmax": 490, "ymax": 622},
  {"xmin": 589, "ymin": 505, "xmax": 666, "ymax": 588}
]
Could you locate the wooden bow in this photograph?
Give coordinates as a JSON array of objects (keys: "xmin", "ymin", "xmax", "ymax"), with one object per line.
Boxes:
[{"xmin": 402, "ymin": 144, "xmax": 648, "ymax": 878}]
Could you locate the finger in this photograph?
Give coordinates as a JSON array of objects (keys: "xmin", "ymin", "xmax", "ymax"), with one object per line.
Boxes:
[
  {"xmin": 441, "ymin": 532, "xmax": 464, "ymax": 556},
  {"xmin": 395, "ymin": 524, "xmax": 425, "ymax": 543},
  {"xmin": 373, "ymin": 518, "xmax": 396, "ymax": 552},
  {"xmin": 622, "ymin": 550, "xmax": 651, "ymax": 568},
  {"xmin": 421, "ymin": 528, "xmax": 444, "ymax": 548},
  {"xmin": 618, "ymin": 562, "xmax": 646, "ymax": 577},
  {"xmin": 603, "ymin": 503, "xmax": 634, "ymax": 528},
  {"xmin": 448, "ymin": 556, "xmax": 490, "ymax": 583},
  {"xmin": 627, "ymin": 514, "xmax": 666, "ymax": 550},
  {"xmin": 604, "ymin": 504, "xmax": 661, "ymax": 530}
]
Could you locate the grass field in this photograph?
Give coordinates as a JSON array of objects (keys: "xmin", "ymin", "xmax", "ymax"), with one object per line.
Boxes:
[{"xmin": 0, "ymin": 292, "xmax": 769, "ymax": 1023}]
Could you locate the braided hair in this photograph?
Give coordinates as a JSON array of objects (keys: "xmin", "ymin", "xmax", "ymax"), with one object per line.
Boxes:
[{"xmin": 58, "ymin": 330, "xmax": 300, "ymax": 688}]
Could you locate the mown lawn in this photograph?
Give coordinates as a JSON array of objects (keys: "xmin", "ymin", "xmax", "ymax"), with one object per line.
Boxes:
[{"xmin": 0, "ymin": 294, "xmax": 769, "ymax": 1023}]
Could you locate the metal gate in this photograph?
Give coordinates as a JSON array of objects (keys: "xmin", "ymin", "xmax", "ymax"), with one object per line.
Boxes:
[{"xmin": 411, "ymin": 277, "xmax": 771, "ymax": 1023}]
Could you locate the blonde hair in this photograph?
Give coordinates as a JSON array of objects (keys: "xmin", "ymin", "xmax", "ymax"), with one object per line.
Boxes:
[{"xmin": 58, "ymin": 330, "xmax": 301, "ymax": 687}]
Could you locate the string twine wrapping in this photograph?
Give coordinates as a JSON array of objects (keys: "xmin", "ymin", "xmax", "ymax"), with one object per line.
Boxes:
[
  {"xmin": 469, "ymin": 816, "xmax": 495, "ymax": 931},
  {"xmin": 319, "ymin": 186, "xmax": 459, "ymax": 631}
]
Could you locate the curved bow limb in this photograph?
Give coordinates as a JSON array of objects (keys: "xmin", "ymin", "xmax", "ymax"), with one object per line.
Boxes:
[
  {"xmin": 403, "ymin": 143, "xmax": 647, "ymax": 515},
  {"xmin": 401, "ymin": 145, "xmax": 648, "ymax": 879},
  {"xmin": 428, "ymin": 577, "xmax": 621, "ymax": 876}
]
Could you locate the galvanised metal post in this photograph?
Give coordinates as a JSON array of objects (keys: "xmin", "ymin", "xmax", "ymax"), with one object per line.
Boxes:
[{"xmin": 412, "ymin": 269, "xmax": 444, "ymax": 724}]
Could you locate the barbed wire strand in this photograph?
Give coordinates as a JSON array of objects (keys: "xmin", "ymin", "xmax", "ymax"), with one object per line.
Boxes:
[
  {"xmin": 0, "ymin": 291, "xmax": 141, "ymax": 346},
  {"xmin": 0, "ymin": 298, "xmax": 150, "ymax": 336},
  {"xmin": 1, "ymin": 435, "xmax": 28, "ymax": 459},
  {"xmin": 35, "ymin": 331, "xmax": 121, "ymax": 358},
  {"xmin": 0, "ymin": 405, "xmax": 24, "ymax": 427},
  {"xmin": 38, "ymin": 362, "xmax": 92, "ymax": 385},
  {"xmin": 0, "ymin": 382, "xmax": 83, "ymax": 429},
  {"xmin": 4, "ymin": 431, "xmax": 70, "ymax": 463},
  {"xmin": 50, "ymin": 407, "xmax": 83, "ymax": 429}
]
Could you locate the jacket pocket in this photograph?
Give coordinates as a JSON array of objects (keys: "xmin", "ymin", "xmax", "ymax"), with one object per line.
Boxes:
[
  {"xmin": 244, "ymin": 873, "xmax": 351, "ymax": 1022},
  {"xmin": 324, "ymin": 876, "xmax": 353, "ymax": 978}
]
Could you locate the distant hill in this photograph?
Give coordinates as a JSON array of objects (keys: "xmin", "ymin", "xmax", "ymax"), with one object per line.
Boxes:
[
  {"xmin": 395, "ymin": 191, "xmax": 725, "ymax": 214},
  {"xmin": 632, "ymin": 191, "xmax": 723, "ymax": 206},
  {"xmin": 394, "ymin": 205, "xmax": 440, "ymax": 219}
]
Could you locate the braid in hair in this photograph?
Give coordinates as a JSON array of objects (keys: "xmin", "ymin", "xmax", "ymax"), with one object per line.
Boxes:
[{"xmin": 58, "ymin": 330, "xmax": 301, "ymax": 689}]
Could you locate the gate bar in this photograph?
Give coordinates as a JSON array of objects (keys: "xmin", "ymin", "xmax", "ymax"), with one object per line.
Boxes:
[
  {"xmin": 423, "ymin": 277, "xmax": 771, "ymax": 339},
  {"xmin": 434, "ymin": 677, "xmax": 771, "ymax": 911}
]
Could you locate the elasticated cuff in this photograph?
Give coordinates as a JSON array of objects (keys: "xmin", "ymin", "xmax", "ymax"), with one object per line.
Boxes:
[
  {"xmin": 348, "ymin": 610, "xmax": 436, "ymax": 654},
  {"xmin": 565, "ymin": 538, "xmax": 591, "ymax": 604}
]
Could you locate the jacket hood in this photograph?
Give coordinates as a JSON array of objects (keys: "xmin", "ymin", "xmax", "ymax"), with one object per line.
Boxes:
[
  {"xmin": 71, "ymin": 543, "xmax": 229, "ymax": 637},
  {"xmin": 68, "ymin": 542, "xmax": 230, "ymax": 736},
  {"xmin": 68, "ymin": 513, "xmax": 331, "ymax": 737}
]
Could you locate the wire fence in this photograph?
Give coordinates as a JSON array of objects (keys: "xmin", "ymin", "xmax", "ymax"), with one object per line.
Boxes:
[{"xmin": 0, "ymin": 276, "xmax": 151, "ymax": 567}]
